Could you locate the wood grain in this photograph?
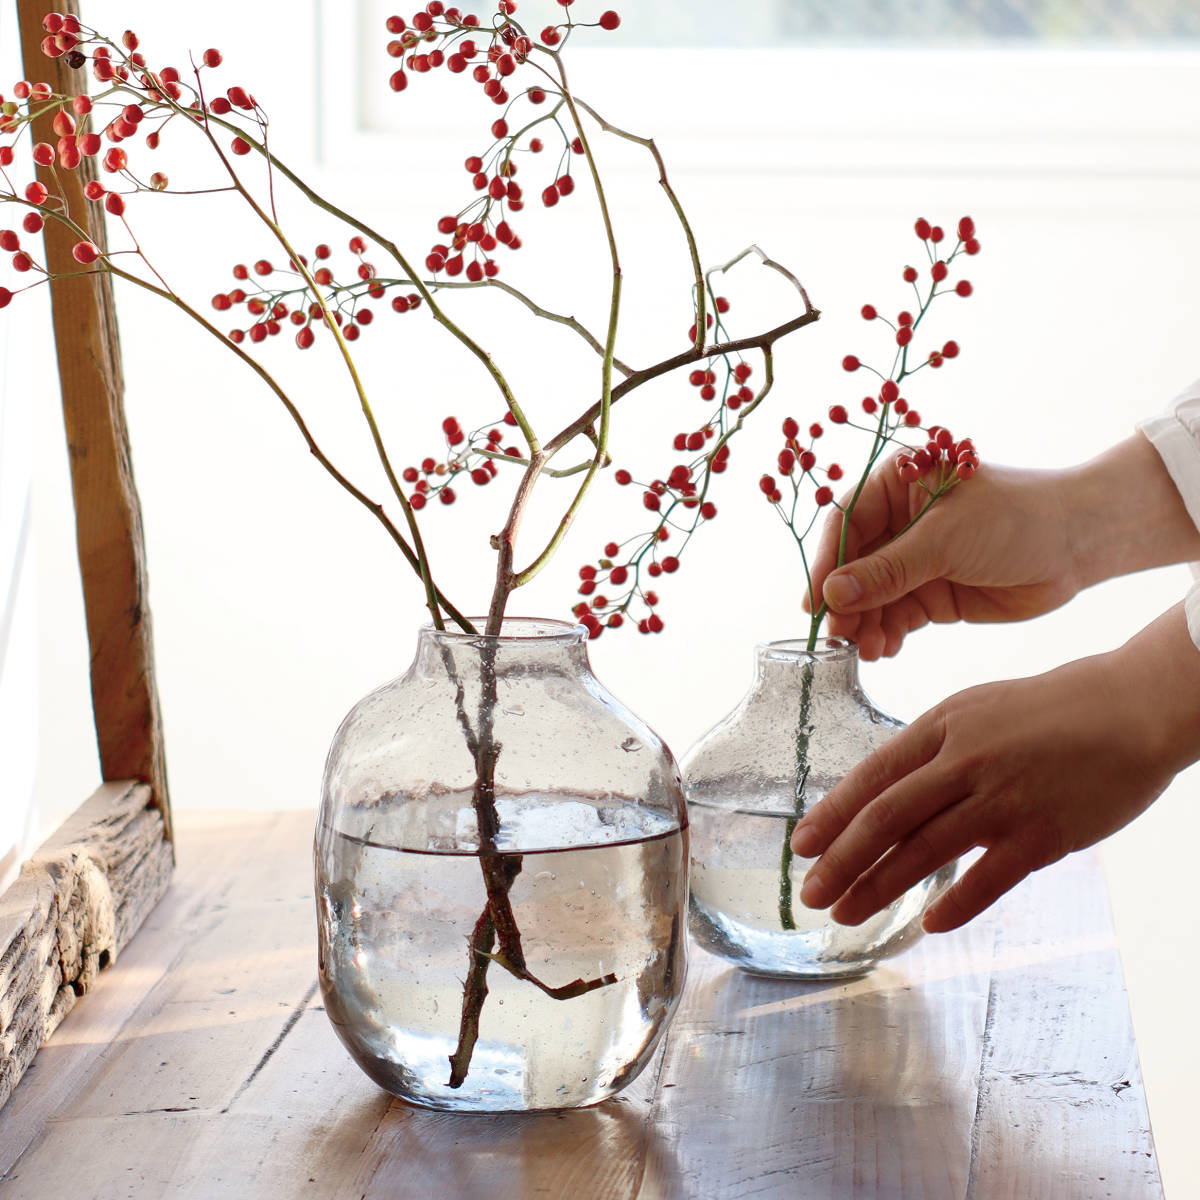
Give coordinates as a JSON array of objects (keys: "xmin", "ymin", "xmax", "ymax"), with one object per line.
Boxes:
[
  {"xmin": 16, "ymin": 0, "xmax": 171, "ymax": 829},
  {"xmin": 0, "ymin": 811, "xmax": 1163, "ymax": 1198},
  {"xmin": 0, "ymin": 782, "xmax": 172, "ymax": 1112}
]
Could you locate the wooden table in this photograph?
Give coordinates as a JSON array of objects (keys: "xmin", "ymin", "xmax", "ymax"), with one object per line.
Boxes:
[{"xmin": 0, "ymin": 811, "xmax": 1162, "ymax": 1199}]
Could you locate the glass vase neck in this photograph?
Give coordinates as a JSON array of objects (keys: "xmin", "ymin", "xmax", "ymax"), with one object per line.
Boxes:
[
  {"xmin": 415, "ymin": 617, "xmax": 591, "ymax": 677},
  {"xmin": 752, "ymin": 636, "xmax": 860, "ymax": 695}
]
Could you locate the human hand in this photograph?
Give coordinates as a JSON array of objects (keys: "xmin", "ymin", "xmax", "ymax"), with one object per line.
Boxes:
[
  {"xmin": 808, "ymin": 456, "xmax": 1082, "ymax": 661},
  {"xmin": 808, "ymin": 434, "xmax": 1200, "ymax": 661},
  {"xmin": 789, "ymin": 606, "xmax": 1200, "ymax": 931}
]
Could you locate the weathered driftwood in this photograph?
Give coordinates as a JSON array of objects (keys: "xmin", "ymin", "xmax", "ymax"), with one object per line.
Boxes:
[{"xmin": 0, "ymin": 782, "xmax": 172, "ymax": 1110}]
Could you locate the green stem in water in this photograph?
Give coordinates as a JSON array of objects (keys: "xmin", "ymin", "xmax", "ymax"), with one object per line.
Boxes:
[{"xmin": 779, "ymin": 656, "xmax": 816, "ymax": 930}]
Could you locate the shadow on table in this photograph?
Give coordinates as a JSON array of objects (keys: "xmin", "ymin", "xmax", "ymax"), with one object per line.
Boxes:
[
  {"xmin": 357, "ymin": 1087, "xmax": 683, "ymax": 1199},
  {"xmin": 637, "ymin": 963, "xmax": 981, "ymax": 1198}
]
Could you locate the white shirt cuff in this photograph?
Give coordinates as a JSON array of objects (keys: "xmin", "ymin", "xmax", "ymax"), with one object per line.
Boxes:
[{"xmin": 1138, "ymin": 378, "xmax": 1200, "ymax": 651}]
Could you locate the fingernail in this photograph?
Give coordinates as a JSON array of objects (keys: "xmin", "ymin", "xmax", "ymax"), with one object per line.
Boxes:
[
  {"xmin": 799, "ymin": 871, "xmax": 827, "ymax": 909},
  {"xmin": 790, "ymin": 825, "xmax": 821, "ymax": 857},
  {"xmin": 824, "ymin": 571, "xmax": 862, "ymax": 610}
]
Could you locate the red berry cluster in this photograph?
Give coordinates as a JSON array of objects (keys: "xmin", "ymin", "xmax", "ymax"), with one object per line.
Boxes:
[
  {"xmin": 208, "ymin": 240, "xmax": 427, "ymax": 347},
  {"xmin": 400, "ymin": 409, "xmax": 526, "ymax": 508},
  {"xmin": 765, "ymin": 217, "xmax": 982, "ymax": 613},
  {"xmin": 569, "ymin": 297, "xmax": 753, "ymax": 638},
  {"xmin": 757, "ymin": 417, "xmax": 843, "ymax": 514},
  {"xmin": 384, "ymin": 3, "xmax": 620, "ymax": 288},
  {"xmin": 897, "ymin": 426, "xmax": 979, "ymax": 484},
  {"xmin": 0, "ymin": 15, "xmax": 260, "ymax": 309}
]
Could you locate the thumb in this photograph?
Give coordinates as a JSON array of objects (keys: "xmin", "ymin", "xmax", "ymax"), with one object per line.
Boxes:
[{"xmin": 823, "ymin": 536, "xmax": 939, "ymax": 613}]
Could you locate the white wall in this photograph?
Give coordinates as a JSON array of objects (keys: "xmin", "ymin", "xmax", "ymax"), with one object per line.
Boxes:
[{"xmin": 13, "ymin": 3, "xmax": 1200, "ymax": 1189}]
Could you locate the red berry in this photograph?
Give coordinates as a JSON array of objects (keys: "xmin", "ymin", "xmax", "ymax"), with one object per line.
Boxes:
[
  {"xmin": 815, "ymin": 486, "xmax": 833, "ymax": 506},
  {"xmin": 827, "ymin": 464, "xmax": 843, "ymax": 481},
  {"xmin": 964, "ymin": 238, "xmax": 981, "ymax": 255},
  {"xmin": 700, "ymin": 502, "xmax": 717, "ymax": 519},
  {"xmin": 880, "ymin": 379, "xmax": 899, "ymax": 404},
  {"xmin": 930, "ymin": 226, "xmax": 944, "ymax": 243},
  {"xmin": 610, "ymin": 565, "xmax": 628, "ymax": 585},
  {"xmin": 759, "ymin": 474, "xmax": 776, "ymax": 496},
  {"xmin": 0, "ymin": 287, "xmax": 12, "ymax": 309},
  {"xmin": 899, "ymin": 461, "xmax": 920, "ymax": 484},
  {"xmin": 931, "ymin": 261, "xmax": 948, "ymax": 282},
  {"xmin": 410, "ymin": 492, "xmax": 426, "ymax": 510},
  {"xmin": 808, "ymin": 423, "xmax": 822, "ymax": 439},
  {"xmin": 861, "ymin": 304, "xmax": 876, "ymax": 320},
  {"xmin": 957, "ymin": 215, "xmax": 975, "ymax": 240},
  {"xmin": 71, "ymin": 240, "xmax": 100, "ymax": 264},
  {"xmin": 662, "ymin": 556, "xmax": 679, "ymax": 573},
  {"xmin": 955, "ymin": 280, "xmax": 973, "ymax": 297},
  {"xmin": 599, "ymin": 11, "xmax": 620, "ymax": 30},
  {"xmin": 614, "ymin": 469, "xmax": 632, "ymax": 486},
  {"xmin": 829, "ymin": 405, "xmax": 848, "ymax": 424},
  {"xmin": 541, "ymin": 186, "xmax": 559, "ymax": 207},
  {"xmin": 896, "ymin": 327, "xmax": 913, "ymax": 347},
  {"xmin": 956, "ymin": 462, "xmax": 975, "ymax": 481},
  {"xmin": 942, "ymin": 340, "xmax": 959, "ymax": 358},
  {"xmin": 903, "ymin": 266, "xmax": 918, "ymax": 283},
  {"xmin": 231, "ymin": 137, "xmax": 251, "ymax": 156},
  {"xmin": 782, "ymin": 417, "xmax": 799, "ymax": 438},
  {"xmin": 841, "ymin": 355, "xmax": 860, "ymax": 372},
  {"xmin": 915, "ymin": 217, "xmax": 932, "ymax": 240}
]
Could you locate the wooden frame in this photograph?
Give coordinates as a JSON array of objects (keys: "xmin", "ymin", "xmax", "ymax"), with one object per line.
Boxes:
[{"xmin": 0, "ymin": 0, "xmax": 174, "ymax": 1109}]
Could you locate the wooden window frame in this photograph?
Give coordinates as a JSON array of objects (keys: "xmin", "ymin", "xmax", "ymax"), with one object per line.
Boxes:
[{"xmin": 0, "ymin": 0, "xmax": 173, "ymax": 1110}]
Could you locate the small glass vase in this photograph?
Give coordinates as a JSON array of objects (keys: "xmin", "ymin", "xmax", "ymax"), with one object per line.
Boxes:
[
  {"xmin": 314, "ymin": 618, "xmax": 688, "ymax": 1112},
  {"xmin": 682, "ymin": 637, "xmax": 954, "ymax": 979}
]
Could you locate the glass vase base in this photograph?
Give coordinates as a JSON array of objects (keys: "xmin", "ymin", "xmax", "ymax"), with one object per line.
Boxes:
[{"xmin": 324, "ymin": 1025, "xmax": 639, "ymax": 1113}]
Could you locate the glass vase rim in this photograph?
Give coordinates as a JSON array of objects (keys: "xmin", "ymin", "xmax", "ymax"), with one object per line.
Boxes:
[
  {"xmin": 756, "ymin": 635, "xmax": 858, "ymax": 663},
  {"xmin": 421, "ymin": 616, "xmax": 587, "ymax": 647}
]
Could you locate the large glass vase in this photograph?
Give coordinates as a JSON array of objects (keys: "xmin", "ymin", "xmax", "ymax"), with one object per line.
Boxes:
[{"xmin": 315, "ymin": 618, "xmax": 688, "ymax": 1112}]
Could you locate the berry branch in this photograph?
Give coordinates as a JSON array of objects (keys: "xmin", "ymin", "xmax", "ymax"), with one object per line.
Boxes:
[{"xmin": 755, "ymin": 215, "xmax": 982, "ymax": 929}]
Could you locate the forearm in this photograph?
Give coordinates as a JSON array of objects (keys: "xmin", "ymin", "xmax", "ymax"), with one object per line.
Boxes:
[{"xmin": 1066, "ymin": 434, "xmax": 1200, "ymax": 587}]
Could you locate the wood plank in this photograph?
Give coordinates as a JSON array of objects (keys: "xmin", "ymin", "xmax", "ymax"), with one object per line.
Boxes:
[
  {"xmin": 0, "ymin": 810, "xmax": 302, "ymax": 1176},
  {"xmin": 0, "ymin": 782, "xmax": 171, "ymax": 1112},
  {"xmin": 968, "ymin": 851, "xmax": 1162, "ymax": 1197},
  {"xmin": 16, "ymin": 0, "xmax": 171, "ymax": 827},
  {"xmin": 0, "ymin": 814, "xmax": 1163, "ymax": 1198}
]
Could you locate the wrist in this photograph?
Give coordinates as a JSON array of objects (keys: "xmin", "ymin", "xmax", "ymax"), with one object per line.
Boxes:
[
  {"xmin": 1109, "ymin": 605, "xmax": 1200, "ymax": 776},
  {"xmin": 1065, "ymin": 435, "xmax": 1200, "ymax": 588}
]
